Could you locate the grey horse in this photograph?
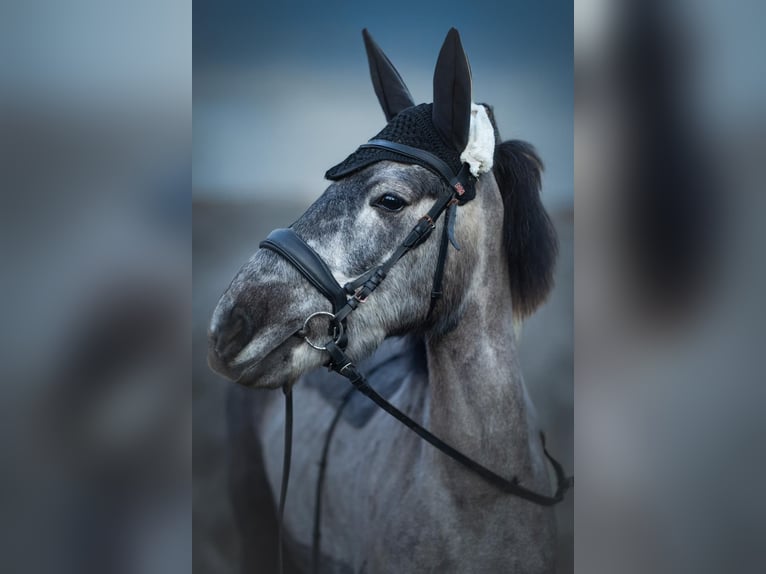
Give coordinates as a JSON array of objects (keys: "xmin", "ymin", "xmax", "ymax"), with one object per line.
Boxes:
[{"xmin": 209, "ymin": 29, "xmax": 561, "ymax": 573}]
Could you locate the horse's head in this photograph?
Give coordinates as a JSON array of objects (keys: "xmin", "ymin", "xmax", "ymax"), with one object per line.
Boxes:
[{"xmin": 209, "ymin": 29, "xmax": 557, "ymax": 388}]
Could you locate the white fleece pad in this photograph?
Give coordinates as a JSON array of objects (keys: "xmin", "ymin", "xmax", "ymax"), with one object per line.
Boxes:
[{"xmin": 460, "ymin": 103, "xmax": 495, "ymax": 177}]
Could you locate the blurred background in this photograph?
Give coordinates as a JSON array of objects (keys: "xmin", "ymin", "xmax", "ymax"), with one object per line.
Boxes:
[
  {"xmin": 575, "ymin": 0, "xmax": 766, "ymax": 572},
  {"xmin": 194, "ymin": 1, "xmax": 573, "ymax": 207},
  {"xmin": 193, "ymin": 1, "xmax": 573, "ymax": 573},
  {"xmin": 0, "ymin": 1, "xmax": 190, "ymax": 573}
]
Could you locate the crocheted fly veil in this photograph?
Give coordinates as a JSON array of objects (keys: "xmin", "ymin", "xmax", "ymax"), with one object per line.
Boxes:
[
  {"xmin": 325, "ymin": 29, "xmax": 495, "ymax": 189},
  {"xmin": 326, "ymin": 103, "xmax": 464, "ymax": 180}
]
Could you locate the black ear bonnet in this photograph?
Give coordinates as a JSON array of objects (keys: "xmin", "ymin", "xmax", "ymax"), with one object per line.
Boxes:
[
  {"xmin": 326, "ymin": 28, "xmax": 478, "ymax": 190},
  {"xmin": 325, "ymin": 103, "xmax": 464, "ymax": 182}
]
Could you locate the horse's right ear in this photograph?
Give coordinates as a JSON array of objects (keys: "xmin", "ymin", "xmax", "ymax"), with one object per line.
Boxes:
[
  {"xmin": 363, "ymin": 29, "xmax": 415, "ymax": 121},
  {"xmin": 432, "ymin": 28, "xmax": 472, "ymax": 152}
]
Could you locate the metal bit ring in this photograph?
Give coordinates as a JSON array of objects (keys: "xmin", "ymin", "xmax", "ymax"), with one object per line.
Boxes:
[{"xmin": 302, "ymin": 311, "xmax": 344, "ymax": 351}]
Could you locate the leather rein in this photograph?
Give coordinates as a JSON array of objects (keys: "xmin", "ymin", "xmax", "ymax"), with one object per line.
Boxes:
[{"xmin": 259, "ymin": 140, "xmax": 573, "ymax": 572}]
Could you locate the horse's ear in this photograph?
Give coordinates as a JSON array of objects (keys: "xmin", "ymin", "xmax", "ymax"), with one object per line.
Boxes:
[
  {"xmin": 432, "ymin": 28, "xmax": 472, "ymax": 152},
  {"xmin": 493, "ymin": 140, "xmax": 558, "ymax": 319},
  {"xmin": 363, "ymin": 29, "xmax": 415, "ymax": 121}
]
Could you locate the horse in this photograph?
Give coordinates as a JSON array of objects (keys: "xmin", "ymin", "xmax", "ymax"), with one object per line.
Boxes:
[{"xmin": 209, "ymin": 28, "xmax": 563, "ymax": 573}]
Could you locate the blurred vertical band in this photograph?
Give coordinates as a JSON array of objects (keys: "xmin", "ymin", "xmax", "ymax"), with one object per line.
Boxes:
[
  {"xmin": 576, "ymin": 0, "xmax": 766, "ymax": 572},
  {"xmin": 0, "ymin": 1, "xmax": 190, "ymax": 573}
]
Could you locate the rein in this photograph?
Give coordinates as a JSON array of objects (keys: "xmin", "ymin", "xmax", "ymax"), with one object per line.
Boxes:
[
  {"xmin": 276, "ymin": 386, "xmax": 292, "ymax": 574},
  {"xmin": 261, "ymin": 140, "xmax": 572, "ymax": 572}
]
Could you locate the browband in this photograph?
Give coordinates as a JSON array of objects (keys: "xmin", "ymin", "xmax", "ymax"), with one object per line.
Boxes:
[
  {"xmin": 360, "ymin": 139, "xmax": 475, "ymax": 203},
  {"xmin": 361, "ymin": 140, "xmax": 459, "ymax": 187}
]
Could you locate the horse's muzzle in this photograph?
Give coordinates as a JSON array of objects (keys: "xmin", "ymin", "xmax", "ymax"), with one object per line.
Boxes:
[{"xmin": 207, "ymin": 304, "xmax": 254, "ymax": 378}]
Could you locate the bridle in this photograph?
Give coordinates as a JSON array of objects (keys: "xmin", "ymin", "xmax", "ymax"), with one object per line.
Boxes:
[
  {"xmin": 259, "ymin": 139, "xmax": 573, "ymax": 573},
  {"xmin": 261, "ymin": 140, "xmax": 476, "ymax": 330}
]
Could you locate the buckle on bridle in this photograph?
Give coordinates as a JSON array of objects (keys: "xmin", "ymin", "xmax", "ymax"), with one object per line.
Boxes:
[
  {"xmin": 353, "ymin": 288, "xmax": 369, "ymax": 303},
  {"xmin": 301, "ymin": 311, "xmax": 344, "ymax": 351},
  {"xmin": 420, "ymin": 214, "xmax": 436, "ymax": 229},
  {"xmin": 338, "ymin": 362, "xmax": 355, "ymax": 376}
]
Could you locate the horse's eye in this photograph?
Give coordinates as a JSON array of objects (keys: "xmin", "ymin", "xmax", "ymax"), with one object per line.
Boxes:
[{"xmin": 373, "ymin": 193, "xmax": 406, "ymax": 212}]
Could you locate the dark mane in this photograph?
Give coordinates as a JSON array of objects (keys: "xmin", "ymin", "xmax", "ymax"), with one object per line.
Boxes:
[{"xmin": 492, "ymin": 139, "xmax": 558, "ymax": 319}]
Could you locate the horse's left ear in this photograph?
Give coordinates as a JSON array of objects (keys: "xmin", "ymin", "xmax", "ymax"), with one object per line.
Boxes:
[
  {"xmin": 432, "ymin": 28, "xmax": 472, "ymax": 152},
  {"xmin": 363, "ymin": 29, "xmax": 416, "ymax": 121},
  {"xmin": 493, "ymin": 140, "xmax": 558, "ymax": 319}
]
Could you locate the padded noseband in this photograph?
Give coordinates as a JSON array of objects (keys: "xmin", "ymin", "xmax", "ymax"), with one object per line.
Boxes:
[{"xmin": 260, "ymin": 228, "xmax": 348, "ymax": 313}]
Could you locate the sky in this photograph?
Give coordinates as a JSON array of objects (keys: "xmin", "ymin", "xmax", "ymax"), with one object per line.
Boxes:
[{"xmin": 193, "ymin": 0, "xmax": 573, "ymax": 207}]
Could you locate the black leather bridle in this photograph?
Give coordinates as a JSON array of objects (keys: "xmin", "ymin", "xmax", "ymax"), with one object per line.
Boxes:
[
  {"xmin": 259, "ymin": 139, "xmax": 573, "ymax": 572},
  {"xmin": 261, "ymin": 141, "xmax": 476, "ymax": 328}
]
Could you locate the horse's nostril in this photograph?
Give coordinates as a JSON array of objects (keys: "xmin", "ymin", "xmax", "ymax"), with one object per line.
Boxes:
[{"xmin": 213, "ymin": 306, "xmax": 254, "ymax": 362}]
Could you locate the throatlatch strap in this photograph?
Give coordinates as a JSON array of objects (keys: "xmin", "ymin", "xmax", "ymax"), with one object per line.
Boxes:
[
  {"xmin": 324, "ymin": 341, "xmax": 573, "ymax": 507},
  {"xmin": 428, "ymin": 201, "xmax": 455, "ymax": 317}
]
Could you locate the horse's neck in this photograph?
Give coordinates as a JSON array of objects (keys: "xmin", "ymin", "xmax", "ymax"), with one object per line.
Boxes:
[{"xmin": 424, "ymin": 245, "xmax": 546, "ymax": 492}]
